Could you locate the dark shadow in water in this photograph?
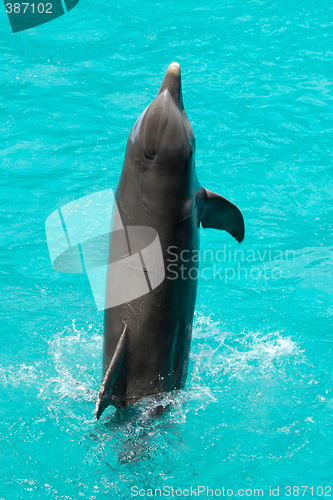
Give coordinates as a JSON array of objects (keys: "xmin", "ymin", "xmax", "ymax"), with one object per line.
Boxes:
[{"xmin": 92, "ymin": 394, "xmax": 184, "ymax": 466}]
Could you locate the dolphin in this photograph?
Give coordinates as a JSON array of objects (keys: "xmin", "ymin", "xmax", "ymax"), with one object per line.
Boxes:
[{"xmin": 95, "ymin": 62, "xmax": 244, "ymax": 419}]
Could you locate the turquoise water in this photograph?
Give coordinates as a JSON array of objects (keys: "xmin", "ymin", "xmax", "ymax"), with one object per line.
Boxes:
[{"xmin": 1, "ymin": 0, "xmax": 333, "ymax": 498}]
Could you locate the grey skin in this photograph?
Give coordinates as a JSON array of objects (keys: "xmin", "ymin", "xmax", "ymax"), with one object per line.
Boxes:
[{"xmin": 95, "ymin": 62, "xmax": 244, "ymax": 419}]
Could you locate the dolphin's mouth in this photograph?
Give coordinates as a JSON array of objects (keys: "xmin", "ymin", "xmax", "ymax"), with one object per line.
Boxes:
[
  {"xmin": 157, "ymin": 61, "xmax": 182, "ymax": 109},
  {"xmin": 166, "ymin": 61, "xmax": 180, "ymax": 75}
]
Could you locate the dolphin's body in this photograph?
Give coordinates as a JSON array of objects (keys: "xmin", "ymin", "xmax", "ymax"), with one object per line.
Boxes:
[{"xmin": 95, "ymin": 63, "xmax": 244, "ymax": 419}]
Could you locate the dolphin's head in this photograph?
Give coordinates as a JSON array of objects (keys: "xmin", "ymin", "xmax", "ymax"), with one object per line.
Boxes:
[{"xmin": 126, "ymin": 63, "xmax": 196, "ymax": 175}]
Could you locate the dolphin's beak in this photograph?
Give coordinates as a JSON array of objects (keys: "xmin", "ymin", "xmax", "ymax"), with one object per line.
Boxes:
[{"xmin": 157, "ymin": 62, "xmax": 182, "ymax": 109}]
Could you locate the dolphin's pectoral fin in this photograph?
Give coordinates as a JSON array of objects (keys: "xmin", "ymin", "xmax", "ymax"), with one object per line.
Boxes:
[
  {"xmin": 95, "ymin": 325, "xmax": 128, "ymax": 420},
  {"xmin": 201, "ymin": 188, "xmax": 245, "ymax": 243}
]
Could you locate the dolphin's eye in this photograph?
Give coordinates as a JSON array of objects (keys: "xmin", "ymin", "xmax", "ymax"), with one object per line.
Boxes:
[{"xmin": 144, "ymin": 152, "xmax": 155, "ymax": 160}]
